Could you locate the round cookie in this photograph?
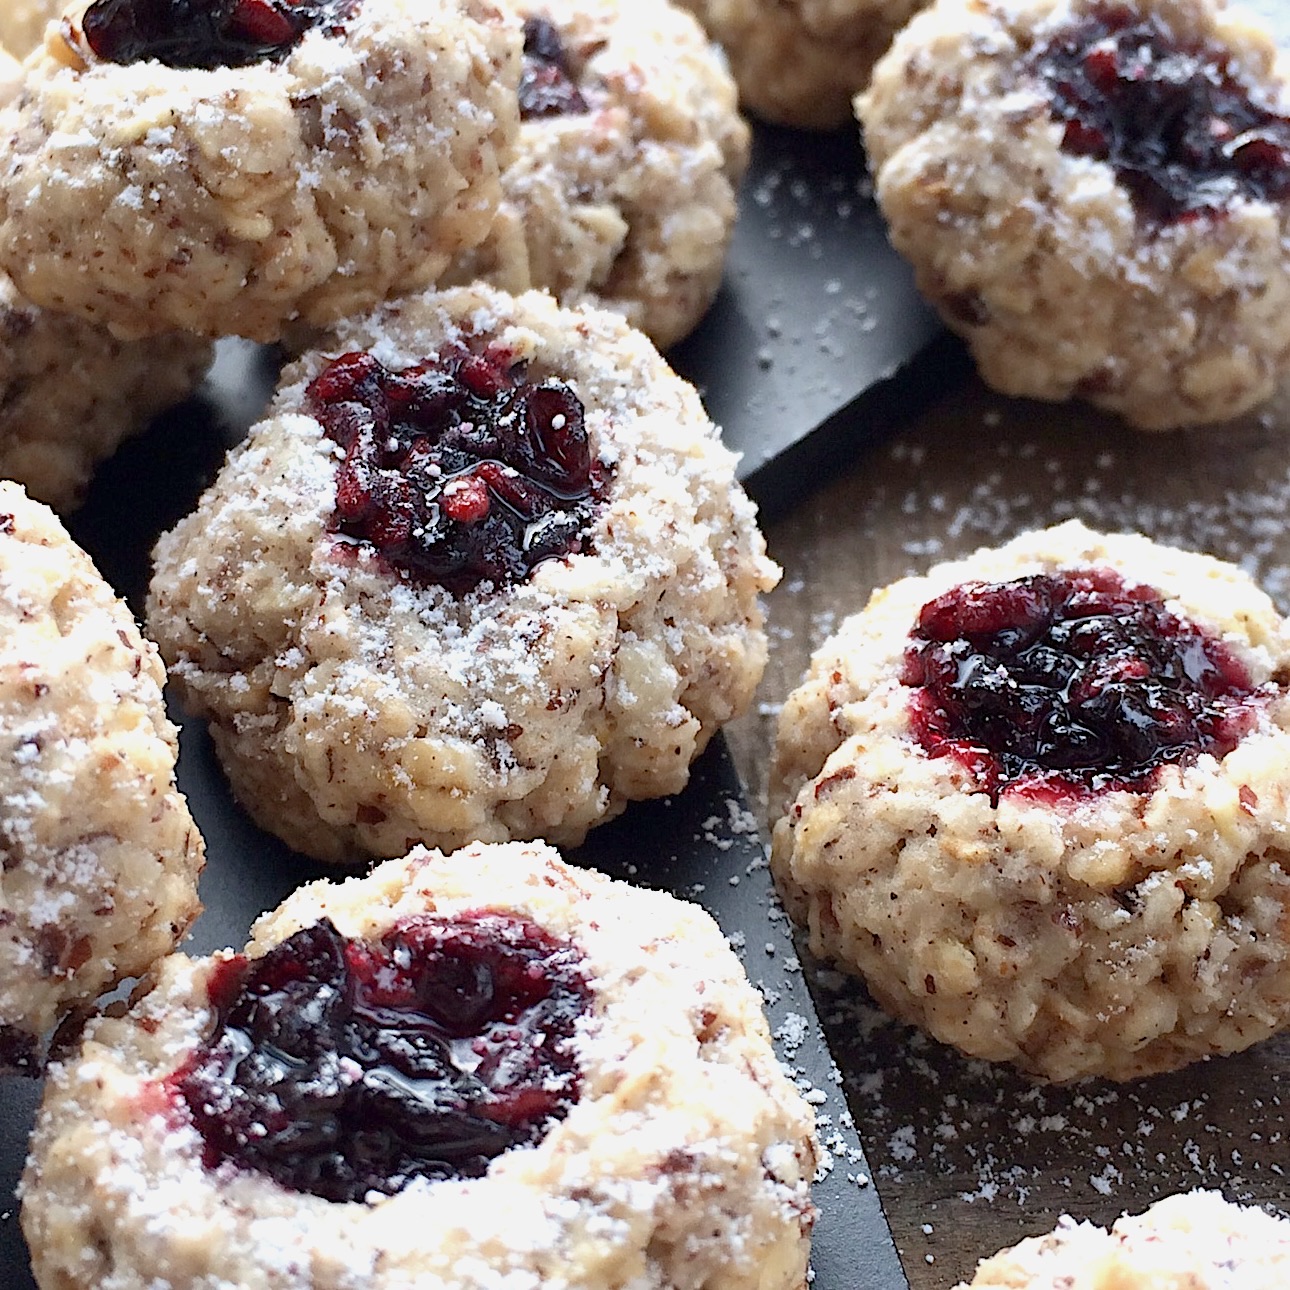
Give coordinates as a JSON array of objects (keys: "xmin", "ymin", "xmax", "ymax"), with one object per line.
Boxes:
[
  {"xmin": 0, "ymin": 0, "xmax": 521, "ymax": 342},
  {"xmin": 770, "ymin": 521, "xmax": 1290, "ymax": 1083},
  {"xmin": 858, "ymin": 0, "xmax": 1290, "ymax": 429},
  {"xmin": 0, "ymin": 482, "xmax": 204, "ymax": 1073},
  {"xmin": 442, "ymin": 0, "xmax": 749, "ymax": 350},
  {"xmin": 0, "ymin": 268, "xmax": 213, "ymax": 511},
  {"xmin": 674, "ymin": 0, "xmax": 930, "ymax": 129},
  {"xmin": 147, "ymin": 285, "xmax": 778, "ymax": 863},
  {"xmin": 0, "ymin": 50, "xmax": 212, "ymax": 512},
  {"xmin": 961, "ymin": 1191, "xmax": 1290, "ymax": 1289},
  {"xmin": 21, "ymin": 841, "xmax": 818, "ymax": 1290}
]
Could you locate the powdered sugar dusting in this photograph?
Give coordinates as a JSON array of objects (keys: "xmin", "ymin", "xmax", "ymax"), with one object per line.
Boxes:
[{"xmin": 869, "ymin": 408, "xmax": 1290, "ymax": 613}]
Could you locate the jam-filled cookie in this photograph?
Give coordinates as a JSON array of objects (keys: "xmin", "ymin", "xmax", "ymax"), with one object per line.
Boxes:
[
  {"xmin": 675, "ymin": 0, "xmax": 930, "ymax": 129},
  {"xmin": 858, "ymin": 0, "xmax": 1290, "ymax": 429},
  {"xmin": 0, "ymin": 268, "xmax": 213, "ymax": 511},
  {"xmin": 443, "ymin": 0, "xmax": 749, "ymax": 349},
  {"xmin": 21, "ymin": 842, "xmax": 818, "ymax": 1290},
  {"xmin": 0, "ymin": 0, "xmax": 521, "ymax": 342},
  {"xmin": 148, "ymin": 285, "xmax": 777, "ymax": 863},
  {"xmin": 0, "ymin": 482, "xmax": 204, "ymax": 1074},
  {"xmin": 962, "ymin": 1191, "xmax": 1290, "ymax": 1289},
  {"xmin": 771, "ymin": 521, "xmax": 1290, "ymax": 1083}
]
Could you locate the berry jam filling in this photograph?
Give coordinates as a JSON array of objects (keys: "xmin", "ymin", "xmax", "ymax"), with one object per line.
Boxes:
[
  {"xmin": 1031, "ymin": 3, "xmax": 1290, "ymax": 224},
  {"xmin": 306, "ymin": 347, "xmax": 607, "ymax": 594},
  {"xmin": 173, "ymin": 913, "xmax": 591, "ymax": 1202},
  {"xmin": 519, "ymin": 15, "xmax": 589, "ymax": 119},
  {"xmin": 901, "ymin": 568, "xmax": 1262, "ymax": 801},
  {"xmin": 81, "ymin": 0, "xmax": 357, "ymax": 69}
]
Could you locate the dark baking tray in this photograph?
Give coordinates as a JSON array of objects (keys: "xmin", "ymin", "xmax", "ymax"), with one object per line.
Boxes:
[
  {"xmin": 0, "ymin": 737, "xmax": 908, "ymax": 1289},
  {"xmin": 670, "ymin": 122, "xmax": 949, "ymax": 518},
  {"xmin": 0, "ymin": 116, "xmax": 932, "ymax": 1288}
]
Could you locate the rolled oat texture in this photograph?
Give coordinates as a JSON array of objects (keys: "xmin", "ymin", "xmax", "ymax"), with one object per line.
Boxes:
[
  {"xmin": 0, "ymin": 0, "xmax": 521, "ymax": 341},
  {"xmin": 771, "ymin": 520, "xmax": 1290, "ymax": 1082},
  {"xmin": 21, "ymin": 841, "xmax": 818, "ymax": 1290},
  {"xmin": 858, "ymin": 0, "xmax": 1290, "ymax": 428},
  {"xmin": 0, "ymin": 481, "xmax": 204, "ymax": 1072},
  {"xmin": 444, "ymin": 0, "xmax": 750, "ymax": 349},
  {"xmin": 0, "ymin": 270, "xmax": 212, "ymax": 511},
  {"xmin": 148, "ymin": 285, "xmax": 778, "ymax": 862}
]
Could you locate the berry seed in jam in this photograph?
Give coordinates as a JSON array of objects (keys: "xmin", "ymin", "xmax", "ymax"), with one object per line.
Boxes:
[
  {"xmin": 81, "ymin": 0, "xmax": 357, "ymax": 69},
  {"xmin": 518, "ymin": 15, "xmax": 589, "ymax": 119},
  {"xmin": 901, "ymin": 568, "xmax": 1262, "ymax": 802},
  {"xmin": 173, "ymin": 913, "xmax": 591, "ymax": 1202},
  {"xmin": 306, "ymin": 347, "xmax": 607, "ymax": 594},
  {"xmin": 1032, "ymin": 4, "xmax": 1290, "ymax": 224}
]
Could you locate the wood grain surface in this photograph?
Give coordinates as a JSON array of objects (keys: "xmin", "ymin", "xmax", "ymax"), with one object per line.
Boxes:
[{"xmin": 726, "ymin": 366, "xmax": 1290, "ymax": 1287}]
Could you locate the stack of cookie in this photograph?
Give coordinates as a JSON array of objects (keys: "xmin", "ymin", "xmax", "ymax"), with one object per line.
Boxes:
[
  {"xmin": 0, "ymin": 0, "xmax": 751, "ymax": 513},
  {"xmin": 0, "ymin": 2, "xmax": 825, "ymax": 1287}
]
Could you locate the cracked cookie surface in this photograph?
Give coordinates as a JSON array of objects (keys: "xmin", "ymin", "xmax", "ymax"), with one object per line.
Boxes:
[
  {"xmin": 148, "ymin": 285, "xmax": 777, "ymax": 862},
  {"xmin": 771, "ymin": 521, "xmax": 1290, "ymax": 1082},
  {"xmin": 0, "ymin": 482, "xmax": 203, "ymax": 1072},
  {"xmin": 21, "ymin": 842, "xmax": 817, "ymax": 1290}
]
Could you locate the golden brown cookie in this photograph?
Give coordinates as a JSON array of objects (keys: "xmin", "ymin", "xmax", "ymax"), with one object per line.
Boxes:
[
  {"xmin": 677, "ymin": 0, "xmax": 930, "ymax": 128},
  {"xmin": 859, "ymin": 0, "xmax": 1290, "ymax": 428},
  {"xmin": 443, "ymin": 0, "xmax": 749, "ymax": 349},
  {"xmin": 0, "ymin": 270, "xmax": 212, "ymax": 511},
  {"xmin": 0, "ymin": 0, "xmax": 521, "ymax": 341},
  {"xmin": 22, "ymin": 841, "xmax": 817, "ymax": 1290},
  {"xmin": 772, "ymin": 521, "xmax": 1290, "ymax": 1082},
  {"xmin": 0, "ymin": 482, "xmax": 204, "ymax": 1073},
  {"xmin": 148, "ymin": 285, "xmax": 777, "ymax": 862}
]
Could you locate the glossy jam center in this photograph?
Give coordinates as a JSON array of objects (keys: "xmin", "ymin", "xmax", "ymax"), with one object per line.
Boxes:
[
  {"xmin": 901, "ymin": 567, "xmax": 1260, "ymax": 801},
  {"xmin": 518, "ymin": 15, "xmax": 589, "ymax": 119},
  {"xmin": 173, "ymin": 913, "xmax": 591, "ymax": 1202},
  {"xmin": 82, "ymin": 0, "xmax": 356, "ymax": 68},
  {"xmin": 1033, "ymin": 3, "xmax": 1290, "ymax": 224},
  {"xmin": 307, "ymin": 347, "xmax": 606, "ymax": 595}
]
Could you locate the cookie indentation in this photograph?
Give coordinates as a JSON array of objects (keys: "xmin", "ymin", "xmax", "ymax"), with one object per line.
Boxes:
[
  {"xmin": 901, "ymin": 568, "xmax": 1261, "ymax": 799},
  {"xmin": 1034, "ymin": 4, "xmax": 1290, "ymax": 224},
  {"xmin": 174, "ymin": 912, "xmax": 591, "ymax": 1202},
  {"xmin": 82, "ymin": 0, "xmax": 358, "ymax": 69},
  {"xmin": 307, "ymin": 347, "xmax": 607, "ymax": 594}
]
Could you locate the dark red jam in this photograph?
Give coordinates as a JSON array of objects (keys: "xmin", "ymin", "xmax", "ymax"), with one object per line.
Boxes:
[
  {"xmin": 172, "ymin": 913, "xmax": 591, "ymax": 1202},
  {"xmin": 306, "ymin": 347, "xmax": 607, "ymax": 594},
  {"xmin": 1032, "ymin": 3, "xmax": 1290, "ymax": 224},
  {"xmin": 901, "ymin": 568, "xmax": 1262, "ymax": 802},
  {"xmin": 81, "ymin": 0, "xmax": 356, "ymax": 68},
  {"xmin": 518, "ymin": 15, "xmax": 589, "ymax": 119}
]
